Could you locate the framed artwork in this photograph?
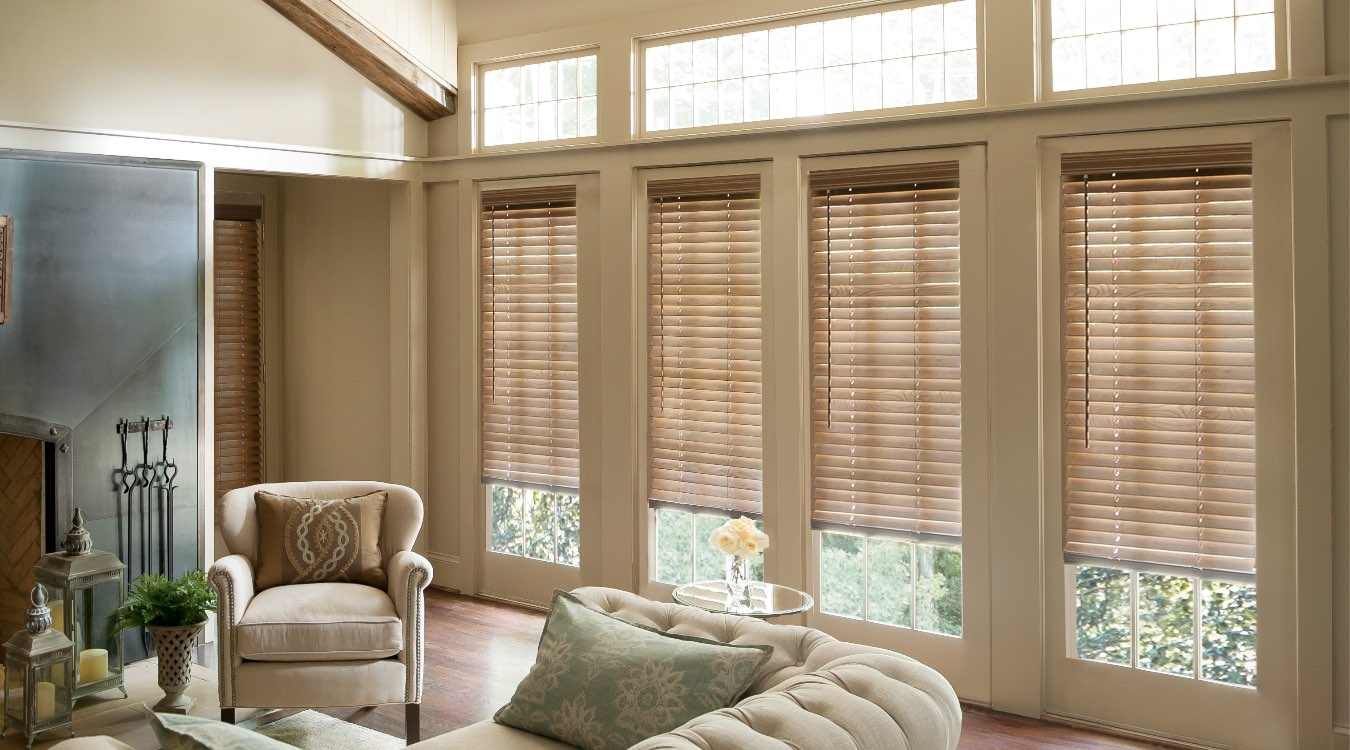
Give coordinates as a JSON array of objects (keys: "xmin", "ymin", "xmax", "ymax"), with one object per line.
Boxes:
[{"xmin": 0, "ymin": 216, "xmax": 10, "ymax": 324}]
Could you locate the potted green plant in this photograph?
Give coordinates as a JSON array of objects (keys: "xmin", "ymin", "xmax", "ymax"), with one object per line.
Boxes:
[{"xmin": 110, "ymin": 570, "xmax": 216, "ymax": 713}]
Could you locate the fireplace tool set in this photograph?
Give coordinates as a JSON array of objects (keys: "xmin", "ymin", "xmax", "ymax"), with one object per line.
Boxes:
[{"xmin": 114, "ymin": 417, "xmax": 179, "ymax": 651}]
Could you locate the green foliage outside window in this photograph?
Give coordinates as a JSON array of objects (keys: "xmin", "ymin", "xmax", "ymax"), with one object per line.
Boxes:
[
  {"xmin": 1074, "ymin": 564, "xmax": 1256, "ymax": 686},
  {"xmin": 489, "ymin": 484, "xmax": 580, "ymax": 567},
  {"xmin": 820, "ymin": 531, "xmax": 962, "ymax": 635}
]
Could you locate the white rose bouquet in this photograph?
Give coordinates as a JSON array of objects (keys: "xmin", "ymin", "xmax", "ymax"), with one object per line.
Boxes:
[{"xmin": 709, "ymin": 516, "xmax": 770, "ymax": 559}]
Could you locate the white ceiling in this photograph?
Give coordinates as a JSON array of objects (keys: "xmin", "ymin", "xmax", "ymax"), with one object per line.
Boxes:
[{"xmin": 456, "ymin": 0, "xmax": 674, "ymax": 45}]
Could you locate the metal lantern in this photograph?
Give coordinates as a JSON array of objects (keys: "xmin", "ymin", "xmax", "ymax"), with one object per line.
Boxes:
[
  {"xmin": 31, "ymin": 508, "xmax": 127, "ymax": 702},
  {"xmin": 3, "ymin": 585, "xmax": 75, "ymax": 749}
]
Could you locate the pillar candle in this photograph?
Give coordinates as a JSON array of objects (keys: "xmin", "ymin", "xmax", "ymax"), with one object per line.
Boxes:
[
  {"xmin": 79, "ymin": 648, "xmax": 109, "ymax": 684},
  {"xmin": 35, "ymin": 681, "xmax": 55, "ymax": 719}
]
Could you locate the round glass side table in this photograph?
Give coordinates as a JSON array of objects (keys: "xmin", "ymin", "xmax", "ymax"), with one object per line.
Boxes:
[{"xmin": 672, "ymin": 581, "xmax": 814, "ymax": 618}]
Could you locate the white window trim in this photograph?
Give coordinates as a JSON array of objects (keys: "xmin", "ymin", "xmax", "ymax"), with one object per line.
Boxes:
[
  {"xmin": 1037, "ymin": 122, "xmax": 1300, "ymax": 749},
  {"xmin": 801, "ymin": 143, "xmax": 992, "ymax": 703},
  {"xmin": 1035, "ymin": 0, "xmax": 1290, "ymax": 102},
  {"xmin": 474, "ymin": 46, "xmax": 602, "ymax": 154},
  {"xmin": 633, "ymin": 0, "xmax": 986, "ymax": 140},
  {"xmin": 636, "ymin": 161, "xmax": 775, "ymax": 602}
]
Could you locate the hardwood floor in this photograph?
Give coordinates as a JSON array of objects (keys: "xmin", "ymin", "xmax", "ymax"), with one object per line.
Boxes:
[{"xmin": 320, "ymin": 588, "xmax": 1170, "ymax": 749}]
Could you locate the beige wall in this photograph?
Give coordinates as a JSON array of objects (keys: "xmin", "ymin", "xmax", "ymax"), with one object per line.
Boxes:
[
  {"xmin": 277, "ymin": 176, "xmax": 394, "ymax": 482},
  {"xmin": 0, "ymin": 0, "xmax": 425, "ymax": 157}
]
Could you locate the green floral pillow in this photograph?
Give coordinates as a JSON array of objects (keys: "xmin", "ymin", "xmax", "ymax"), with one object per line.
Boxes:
[{"xmin": 494, "ymin": 590, "xmax": 772, "ymax": 750}]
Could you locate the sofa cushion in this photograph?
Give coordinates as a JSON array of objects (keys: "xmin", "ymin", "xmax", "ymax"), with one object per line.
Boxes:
[
  {"xmin": 147, "ymin": 712, "xmax": 294, "ymax": 750},
  {"xmin": 255, "ymin": 490, "xmax": 388, "ymax": 589},
  {"xmin": 236, "ymin": 582, "xmax": 402, "ymax": 662},
  {"xmin": 495, "ymin": 590, "xmax": 772, "ymax": 750}
]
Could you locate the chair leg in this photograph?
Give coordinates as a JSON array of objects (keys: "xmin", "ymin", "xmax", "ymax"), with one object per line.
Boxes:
[
  {"xmin": 405, "ymin": 703, "xmax": 420, "ymax": 745},
  {"xmin": 221, "ymin": 708, "xmax": 236, "ymax": 725}
]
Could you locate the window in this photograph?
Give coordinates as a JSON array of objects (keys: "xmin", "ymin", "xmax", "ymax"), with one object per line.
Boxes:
[
  {"xmin": 647, "ymin": 175, "xmax": 763, "ymax": 583},
  {"xmin": 642, "ymin": 0, "xmax": 977, "ymax": 134},
  {"xmin": 480, "ymin": 52, "xmax": 598, "ymax": 148},
  {"xmin": 481, "ymin": 186, "xmax": 581, "ymax": 566},
  {"xmin": 809, "ymin": 162, "xmax": 963, "ymax": 635},
  {"xmin": 1061, "ymin": 144, "xmax": 1257, "ymax": 685},
  {"xmin": 1049, "ymin": 0, "xmax": 1278, "ymax": 92},
  {"xmin": 214, "ymin": 205, "xmax": 264, "ymax": 502}
]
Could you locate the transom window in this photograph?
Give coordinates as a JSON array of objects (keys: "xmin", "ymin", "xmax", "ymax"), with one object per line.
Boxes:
[
  {"xmin": 1049, "ymin": 0, "xmax": 1278, "ymax": 92},
  {"xmin": 641, "ymin": 0, "xmax": 977, "ymax": 134},
  {"xmin": 480, "ymin": 52, "xmax": 598, "ymax": 148}
]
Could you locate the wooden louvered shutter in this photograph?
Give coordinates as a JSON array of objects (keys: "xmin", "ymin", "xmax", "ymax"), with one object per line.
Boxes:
[
  {"xmin": 647, "ymin": 175, "xmax": 763, "ymax": 516},
  {"xmin": 1061, "ymin": 144, "xmax": 1256, "ymax": 576},
  {"xmin": 214, "ymin": 205, "xmax": 264, "ymax": 502},
  {"xmin": 480, "ymin": 186, "xmax": 579, "ymax": 492},
  {"xmin": 809, "ymin": 163, "xmax": 962, "ymax": 539}
]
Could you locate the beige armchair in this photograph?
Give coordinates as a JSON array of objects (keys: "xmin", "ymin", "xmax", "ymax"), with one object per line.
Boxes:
[{"xmin": 209, "ymin": 482, "xmax": 433, "ymax": 743}]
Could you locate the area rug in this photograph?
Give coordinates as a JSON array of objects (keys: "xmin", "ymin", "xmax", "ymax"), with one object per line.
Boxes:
[{"xmin": 254, "ymin": 710, "xmax": 404, "ymax": 750}]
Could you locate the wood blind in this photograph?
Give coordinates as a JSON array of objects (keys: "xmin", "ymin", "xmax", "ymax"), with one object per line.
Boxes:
[
  {"xmin": 1061, "ymin": 144, "xmax": 1256, "ymax": 576},
  {"xmin": 213, "ymin": 205, "xmax": 264, "ymax": 502},
  {"xmin": 480, "ymin": 186, "xmax": 580, "ymax": 492},
  {"xmin": 809, "ymin": 162, "xmax": 962, "ymax": 539},
  {"xmin": 647, "ymin": 175, "xmax": 763, "ymax": 515}
]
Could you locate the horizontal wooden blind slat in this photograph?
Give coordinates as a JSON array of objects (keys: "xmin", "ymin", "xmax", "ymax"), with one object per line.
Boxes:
[
  {"xmin": 1060, "ymin": 147, "xmax": 1256, "ymax": 576},
  {"xmin": 648, "ymin": 176, "xmax": 763, "ymax": 515},
  {"xmin": 809, "ymin": 162, "xmax": 964, "ymax": 541},
  {"xmin": 481, "ymin": 186, "xmax": 580, "ymax": 493},
  {"xmin": 213, "ymin": 215, "xmax": 264, "ymax": 502}
]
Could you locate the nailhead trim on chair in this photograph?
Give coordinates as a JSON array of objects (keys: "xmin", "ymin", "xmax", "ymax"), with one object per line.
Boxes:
[
  {"xmin": 210, "ymin": 569, "xmax": 238, "ymax": 708},
  {"xmin": 404, "ymin": 567, "xmax": 428, "ymax": 703}
]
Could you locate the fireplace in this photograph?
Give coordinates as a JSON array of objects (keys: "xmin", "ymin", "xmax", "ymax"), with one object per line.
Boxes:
[
  {"xmin": 0, "ymin": 415, "xmax": 69, "ymax": 641},
  {"xmin": 0, "ymin": 151, "xmax": 201, "ymax": 661}
]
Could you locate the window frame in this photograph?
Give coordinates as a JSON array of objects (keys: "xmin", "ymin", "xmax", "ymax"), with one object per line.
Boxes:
[
  {"xmin": 1036, "ymin": 0, "xmax": 1289, "ymax": 102},
  {"xmin": 473, "ymin": 173, "xmax": 597, "ymax": 605},
  {"xmin": 475, "ymin": 46, "xmax": 602, "ymax": 153},
  {"xmin": 1038, "ymin": 123, "xmax": 1299, "ymax": 748},
  {"xmin": 634, "ymin": 0, "xmax": 985, "ymax": 140},
  {"xmin": 801, "ymin": 144, "xmax": 992, "ymax": 702},
  {"xmin": 637, "ymin": 161, "xmax": 774, "ymax": 602}
]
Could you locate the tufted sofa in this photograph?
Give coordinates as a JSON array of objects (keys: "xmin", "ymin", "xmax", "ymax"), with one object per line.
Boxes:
[
  {"xmin": 55, "ymin": 585, "xmax": 960, "ymax": 750},
  {"xmin": 420, "ymin": 586, "xmax": 961, "ymax": 749}
]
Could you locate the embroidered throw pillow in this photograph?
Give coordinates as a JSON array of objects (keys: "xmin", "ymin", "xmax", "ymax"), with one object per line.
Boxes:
[
  {"xmin": 494, "ymin": 589, "xmax": 772, "ymax": 750},
  {"xmin": 254, "ymin": 490, "xmax": 387, "ymax": 590}
]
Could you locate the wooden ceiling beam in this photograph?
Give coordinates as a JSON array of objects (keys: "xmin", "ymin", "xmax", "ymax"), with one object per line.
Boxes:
[{"xmin": 261, "ymin": 0, "xmax": 457, "ymax": 121}]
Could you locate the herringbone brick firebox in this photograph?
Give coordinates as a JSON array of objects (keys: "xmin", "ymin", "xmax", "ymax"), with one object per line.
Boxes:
[{"xmin": 0, "ymin": 432, "xmax": 43, "ymax": 639}]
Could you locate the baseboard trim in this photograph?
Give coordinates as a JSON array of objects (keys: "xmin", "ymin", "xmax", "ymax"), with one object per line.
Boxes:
[{"xmin": 1041, "ymin": 711, "xmax": 1232, "ymax": 750}]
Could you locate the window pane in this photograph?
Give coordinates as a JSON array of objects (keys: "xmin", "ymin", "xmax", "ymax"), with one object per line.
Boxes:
[
  {"xmin": 1138, "ymin": 573, "xmax": 1195, "ymax": 676},
  {"xmin": 1076, "ymin": 566, "xmax": 1132, "ymax": 665},
  {"xmin": 915, "ymin": 544, "xmax": 962, "ymax": 635},
  {"xmin": 578, "ymin": 96, "xmax": 597, "ymax": 137},
  {"xmin": 643, "ymin": 0, "xmax": 981, "ymax": 132},
  {"xmin": 694, "ymin": 514, "xmax": 730, "ymax": 582},
  {"xmin": 866, "ymin": 538, "xmax": 912, "ymax": 627},
  {"xmin": 655, "ymin": 508, "xmax": 693, "ymax": 585},
  {"xmin": 821, "ymin": 532, "xmax": 865, "ymax": 618},
  {"xmin": 524, "ymin": 491, "xmax": 554, "ymax": 561},
  {"xmin": 646, "ymin": 88, "xmax": 670, "ymax": 132},
  {"xmin": 1201, "ymin": 580, "xmax": 1257, "ymax": 686},
  {"xmin": 556, "ymin": 493, "xmax": 581, "ymax": 566},
  {"xmin": 1051, "ymin": 0, "xmax": 1275, "ymax": 90},
  {"xmin": 490, "ymin": 485, "xmax": 525, "ymax": 556},
  {"xmin": 1234, "ymin": 13, "xmax": 1275, "ymax": 72},
  {"xmin": 483, "ymin": 53, "xmax": 596, "ymax": 146},
  {"xmin": 1121, "ymin": 26, "xmax": 1160, "ymax": 84}
]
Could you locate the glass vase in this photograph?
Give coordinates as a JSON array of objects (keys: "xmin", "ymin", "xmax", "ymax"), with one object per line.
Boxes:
[{"xmin": 724, "ymin": 554, "xmax": 750, "ymax": 608}]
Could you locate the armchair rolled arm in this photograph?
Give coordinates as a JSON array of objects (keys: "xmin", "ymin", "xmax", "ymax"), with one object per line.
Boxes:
[
  {"xmin": 388, "ymin": 550, "xmax": 433, "ymax": 704},
  {"xmin": 208, "ymin": 554, "xmax": 256, "ymax": 710},
  {"xmin": 388, "ymin": 550, "xmax": 433, "ymax": 620},
  {"xmin": 209, "ymin": 554, "xmax": 256, "ymax": 626}
]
